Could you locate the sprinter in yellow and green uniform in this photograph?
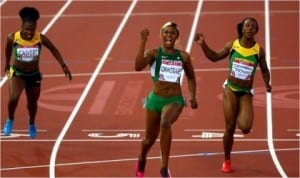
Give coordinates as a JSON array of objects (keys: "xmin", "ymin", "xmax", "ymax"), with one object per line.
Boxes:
[
  {"xmin": 3, "ymin": 7, "xmax": 72, "ymax": 139},
  {"xmin": 226, "ymin": 38, "xmax": 261, "ymax": 93},
  {"xmin": 194, "ymin": 17, "xmax": 271, "ymax": 173},
  {"xmin": 9, "ymin": 30, "xmax": 42, "ymax": 83}
]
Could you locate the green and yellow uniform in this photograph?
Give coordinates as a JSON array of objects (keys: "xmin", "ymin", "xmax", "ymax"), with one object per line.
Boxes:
[
  {"xmin": 9, "ymin": 31, "xmax": 42, "ymax": 86},
  {"xmin": 225, "ymin": 39, "xmax": 260, "ymax": 93}
]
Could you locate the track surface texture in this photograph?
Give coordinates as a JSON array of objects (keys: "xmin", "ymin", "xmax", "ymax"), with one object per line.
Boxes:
[{"xmin": 1, "ymin": 1, "xmax": 299, "ymax": 177}]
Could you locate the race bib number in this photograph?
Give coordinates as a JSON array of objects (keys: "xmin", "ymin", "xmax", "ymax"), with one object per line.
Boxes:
[
  {"xmin": 159, "ymin": 59, "xmax": 183, "ymax": 83},
  {"xmin": 230, "ymin": 58, "xmax": 254, "ymax": 80},
  {"xmin": 17, "ymin": 47, "xmax": 39, "ymax": 62}
]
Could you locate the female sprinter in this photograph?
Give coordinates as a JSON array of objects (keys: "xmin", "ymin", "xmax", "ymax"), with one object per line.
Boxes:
[
  {"xmin": 135, "ymin": 22, "xmax": 198, "ymax": 177},
  {"xmin": 194, "ymin": 17, "xmax": 271, "ymax": 172},
  {"xmin": 3, "ymin": 7, "xmax": 72, "ymax": 139}
]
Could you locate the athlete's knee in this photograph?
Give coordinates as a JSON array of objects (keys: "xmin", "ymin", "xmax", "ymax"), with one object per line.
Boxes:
[
  {"xmin": 242, "ymin": 129, "xmax": 251, "ymax": 134},
  {"xmin": 223, "ymin": 129, "xmax": 234, "ymax": 139},
  {"xmin": 160, "ymin": 119, "xmax": 171, "ymax": 129},
  {"xmin": 8, "ymin": 97, "xmax": 19, "ymax": 106},
  {"xmin": 225, "ymin": 122, "xmax": 236, "ymax": 134},
  {"xmin": 27, "ymin": 101, "xmax": 38, "ymax": 111},
  {"xmin": 239, "ymin": 125, "xmax": 251, "ymax": 134},
  {"xmin": 142, "ymin": 137, "xmax": 156, "ymax": 147},
  {"xmin": 238, "ymin": 122, "xmax": 252, "ymax": 134}
]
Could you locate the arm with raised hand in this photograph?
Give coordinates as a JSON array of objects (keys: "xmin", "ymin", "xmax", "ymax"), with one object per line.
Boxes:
[{"xmin": 194, "ymin": 32, "xmax": 231, "ymax": 62}]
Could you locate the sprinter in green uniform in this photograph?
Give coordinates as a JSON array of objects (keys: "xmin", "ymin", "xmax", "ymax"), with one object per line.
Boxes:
[
  {"xmin": 194, "ymin": 17, "xmax": 271, "ymax": 173},
  {"xmin": 3, "ymin": 7, "xmax": 72, "ymax": 139},
  {"xmin": 135, "ymin": 22, "xmax": 198, "ymax": 177}
]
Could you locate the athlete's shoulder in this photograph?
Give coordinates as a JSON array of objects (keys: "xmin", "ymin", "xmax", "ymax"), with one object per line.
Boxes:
[
  {"xmin": 7, "ymin": 32, "xmax": 16, "ymax": 40},
  {"xmin": 146, "ymin": 48, "xmax": 158, "ymax": 56},
  {"xmin": 230, "ymin": 39, "xmax": 240, "ymax": 49},
  {"xmin": 178, "ymin": 50, "xmax": 190, "ymax": 62},
  {"xmin": 179, "ymin": 50, "xmax": 189, "ymax": 56}
]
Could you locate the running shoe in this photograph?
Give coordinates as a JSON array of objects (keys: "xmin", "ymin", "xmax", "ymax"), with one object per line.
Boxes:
[
  {"xmin": 160, "ymin": 167, "xmax": 171, "ymax": 178},
  {"xmin": 221, "ymin": 160, "xmax": 232, "ymax": 173},
  {"xmin": 135, "ymin": 159, "xmax": 145, "ymax": 178},
  {"xmin": 3, "ymin": 119, "xmax": 13, "ymax": 136},
  {"xmin": 29, "ymin": 124, "xmax": 37, "ymax": 139}
]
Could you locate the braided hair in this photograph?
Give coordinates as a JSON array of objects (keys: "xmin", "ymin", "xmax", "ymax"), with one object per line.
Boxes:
[{"xmin": 19, "ymin": 7, "xmax": 40, "ymax": 24}]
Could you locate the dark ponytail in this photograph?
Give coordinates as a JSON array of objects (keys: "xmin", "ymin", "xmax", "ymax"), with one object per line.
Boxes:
[{"xmin": 237, "ymin": 21, "xmax": 244, "ymax": 39}]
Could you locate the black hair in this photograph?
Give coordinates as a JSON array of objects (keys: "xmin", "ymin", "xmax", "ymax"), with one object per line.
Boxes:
[
  {"xmin": 19, "ymin": 7, "xmax": 40, "ymax": 23},
  {"xmin": 161, "ymin": 21, "xmax": 180, "ymax": 37},
  {"xmin": 237, "ymin": 17, "xmax": 259, "ymax": 39}
]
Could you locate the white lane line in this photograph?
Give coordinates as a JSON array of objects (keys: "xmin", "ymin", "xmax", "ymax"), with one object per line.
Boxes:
[
  {"xmin": 0, "ymin": 75, "xmax": 8, "ymax": 87},
  {"xmin": 265, "ymin": 1, "xmax": 287, "ymax": 177},
  {"xmin": 1, "ymin": 138, "xmax": 299, "ymax": 142},
  {"xmin": 185, "ymin": 0, "xmax": 203, "ymax": 53},
  {"xmin": 1, "ymin": 147, "xmax": 299, "ymax": 171},
  {"xmin": 180, "ymin": 0, "xmax": 203, "ymax": 84},
  {"xmin": 48, "ymin": 1, "xmax": 138, "ymax": 177},
  {"xmin": 0, "ymin": 0, "xmax": 7, "ymax": 6}
]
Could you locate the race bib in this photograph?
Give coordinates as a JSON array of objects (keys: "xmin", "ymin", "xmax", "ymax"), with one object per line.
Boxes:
[
  {"xmin": 230, "ymin": 58, "xmax": 254, "ymax": 80},
  {"xmin": 159, "ymin": 59, "xmax": 183, "ymax": 83},
  {"xmin": 17, "ymin": 46, "xmax": 39, "ymax": 62}
]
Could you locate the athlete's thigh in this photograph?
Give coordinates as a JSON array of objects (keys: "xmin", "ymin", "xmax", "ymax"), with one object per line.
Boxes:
[
  {"xmin": 144, "ymin": 109, "xmax": 161, "ymax": 138},
  {"xmin": 8, "ymin": 77, "xmax": 25, "ymax": 99},
  {"xmin": 25, "ymin": 85, "xmax": 41, "ymax": 103},
  {"xmin": 161, "ymin": 103, "xmax": 183, "ymax": 125},
  {"xmin": 222, "ymin": 87, "xmax": 238, "ymax": 125},
  {"xmin": 24, "ymin": 72, "xmax": 42, "ymax": 102},
  {"xmin": 237, "ymin": 94, "xmax": 253, "ymax": 129}
]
